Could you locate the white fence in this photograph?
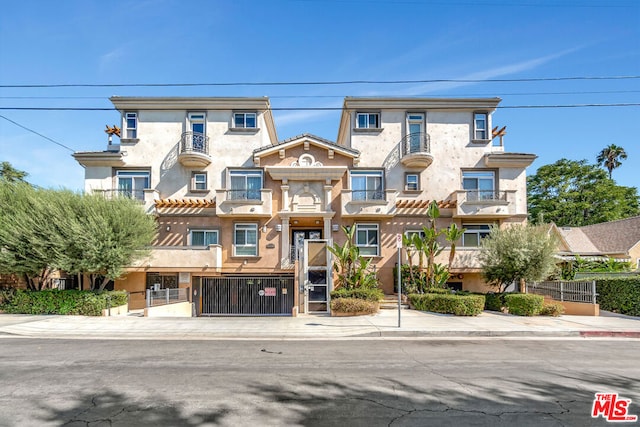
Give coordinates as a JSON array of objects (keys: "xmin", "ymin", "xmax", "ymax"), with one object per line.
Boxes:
[
  {"xmin": 527, "ymin": 281, "xmax": 597, "ymax": 304},
  {"xmin": 146, "ymin": 288, "xmax": 189, "ymax": 307}
]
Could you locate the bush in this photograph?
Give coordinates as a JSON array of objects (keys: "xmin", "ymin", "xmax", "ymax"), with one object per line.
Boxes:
[
  {"xmin": 330, "ymin": 297, "xmax": 378, "ymax": 315},
  {"xmin": 330, "ymin": 287, "xmax": 383, "ymax": 302},
  {"xmin": 540, "ymin": 302, "xmax": 565, "ymax": 317},
  {"xmin": 409, "ymin": 293, "xmax": 485, "ymax": 316},
  {"xmin": 504, "ymin": 293, "xmax": 544, "ymax": 316},
  {"xmin": 0, "ymin": 289, "xmax": 128, "ymax": 316},
  {"xmin": 484, "ymin": 293, "xmax": 506, "ymax": 312},
  {"xmin": 596, "ymin": 278, "xmax": 640, "ymax": 316}
]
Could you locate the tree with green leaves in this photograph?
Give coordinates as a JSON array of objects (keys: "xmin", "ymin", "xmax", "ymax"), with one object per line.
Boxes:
[
  {"xmin": 597, "ymin": 144, "xmax": 627, "ymax": 179},
  {"xmin": 478, "ymin": 224, "xmax": 558, "ymax": 293},
  {"xmin": 528, "ymin": 159, "xmax": 639, "ymax": 227},
  {"xmin": 0, "ymin": 161, "xmax": 28, "ymax": 183},
  {"xmin": 328, "ymin": 226, "xmax": 379, "ymax": 290},
  {"xmin": 0, "ymin": 182, "xmax": 157, "ymax": 290}
]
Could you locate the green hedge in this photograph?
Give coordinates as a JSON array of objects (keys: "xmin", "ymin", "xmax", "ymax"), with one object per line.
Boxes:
[
  {"xmin": 330, "ymin": 287, "xmax": 384, "ymax": 302},
  {"xmin": 484, "ymin": 293, "xmax": 506, "ymax": 312},
  {"xmin": 596, "ymin": 278, "xmax": 640, "ymax": 316},
  {"xmin": 0, "ymin": 290, "xmax": 128, "ymax": 316},
  {"xmin": 330, "ymin": 297, "xmax": 379, "ymax": 314},
  {"xmin": 409, "ymin": 293, "xmax": 485, "ymax": 316},
  {"xmin": 504, "ymin": 293, "xmax": 544, "ymax": 316},
  {"xmin": 540, "ymin": 302, "xmax": 565, "ymax": 317}
]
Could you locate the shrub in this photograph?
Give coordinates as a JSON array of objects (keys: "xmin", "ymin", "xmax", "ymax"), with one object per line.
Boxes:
[
  {"xmin": 596, "ymin": 278, "xmax": 640, "ymax": 316},
  {"xmin": 484, "ymin": 293, "xmax": 506, "ymax": 312},
  {"xmin": 0, "ymin": 289, "xmax": 128, "ymax": 316},
  {"xmin": 330, "ymin": 297, "xmax": 378, "ymax": 315},
  {"xmin": 423, "ymin": 287, "xmax": 452, "ymax": 294},
  {"xmin": 408, "ymin": 293, "xmax": 485, "ymax": 316},
  {"xmin": 330, "ymin": 287, "xmax": 383, "ymax": 302},
  {"xmin": 540, "ymin": 302, "xmax": 565, "ymax": 317},
  {"xmin": 504, "ymin": 293, "xmax": 544, "ymax": 316}
]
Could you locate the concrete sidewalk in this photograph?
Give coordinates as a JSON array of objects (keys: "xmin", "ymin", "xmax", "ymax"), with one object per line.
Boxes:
[{"xmin": 1, "ymin": 309, "xmax": 639, "ymax": 340}]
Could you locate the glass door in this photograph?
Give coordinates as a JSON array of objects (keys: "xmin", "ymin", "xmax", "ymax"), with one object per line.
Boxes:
[
  {"xmin": 303, "ymin": 239, "xmax": 332, "ymax": 313},
  {"xmin": 407, "ymin": 113, "xmax": 424, "ymax": 153}
]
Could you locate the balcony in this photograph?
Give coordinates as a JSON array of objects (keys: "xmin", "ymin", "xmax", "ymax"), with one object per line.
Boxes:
[
  {"xmin": 215, "ymin": 188, "xmax": 273, "ymax": 217},
  {"xmin": 341, "ymin": 189, "xmax": 397, "ymax": 217},
  {"xmin": 454, "ymin": 189, "xmax": 516, "ymax": 218},
  {"xmin": 399, "ymin": 132, "xmax": 433, "ymax": 169},
  {"xmin": 127, "ymin": 245, "xmax": 222, "ymax": 272},
  {"xmin": 178, "ymin": 132, "xmax": 211, "ymax": 167},
  {"xmin": 91, "ymin": 188, "xmax": 159, "ymax": 213}
]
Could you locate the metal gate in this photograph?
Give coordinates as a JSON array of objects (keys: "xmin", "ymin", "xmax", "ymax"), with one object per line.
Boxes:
[{"xmin": 201, "ymin": 275, "xmax": 294, "ymax": 316}]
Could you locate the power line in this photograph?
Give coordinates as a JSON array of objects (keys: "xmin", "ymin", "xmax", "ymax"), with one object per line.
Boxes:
[
  {"xmin": 2, "ymin": 90, "xmax": 639, "ymax": 100},
  {"xmin": 0, "ymin": 103, "xmax": 639, "ymax": 112},
  {"xmin": 1, "ymin": 76, "xmax": 639, "ymax": 89},
  {"xmin": 0, "ymin": 114, "xmax": 76, "ymax": 152}
]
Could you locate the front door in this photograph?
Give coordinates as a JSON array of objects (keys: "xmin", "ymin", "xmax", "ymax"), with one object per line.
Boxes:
[{"xmin": 303, "ymin": 239, "xmax": 332, "ymax": 313}]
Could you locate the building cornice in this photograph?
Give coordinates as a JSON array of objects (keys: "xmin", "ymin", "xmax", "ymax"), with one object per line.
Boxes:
[
  {"xmin": 343, "ymin": 97, "xmax": 502, "ymax": 110},
  {"xmin": 484, "ymin": 152, "xmax": 537, "ymax": 168},
  {"xmin": 110, "ymin": 96, "xmax": 272, "ymax": 111}
]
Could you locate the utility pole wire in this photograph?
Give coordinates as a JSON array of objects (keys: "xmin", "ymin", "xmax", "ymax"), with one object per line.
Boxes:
[{"xmin": 0, "ymin": 114, "xmax": 76, "ymax": 152}]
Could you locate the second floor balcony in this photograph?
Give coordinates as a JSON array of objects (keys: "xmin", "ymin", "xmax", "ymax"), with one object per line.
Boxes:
[
  {"xmin": 215, "ymin": 188, "xmax": 273, "ymax": 217},
  {"xmin": 341, "ymin": 189, "xmax": 397, "ymax": 217},
  {"xmin": 454, "ymin": 189, "xmax": 517, "ymax": 218},
  {"xmin": 400, "ymin": 132, "xmax": 433, "ymax": 169},
  {"xmin": 179, "ymin": 131, "xmax": 211, "ymax": 167}
]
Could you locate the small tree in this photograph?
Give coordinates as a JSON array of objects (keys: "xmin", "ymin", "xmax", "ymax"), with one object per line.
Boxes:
[
  {"xmin": 0, "ymin": 161, "xmax": 28, "ymax": 183},
  {"xmin": 478, "ymin": 224, "xmax": 557, "ymax": 293},
  {"xmin": 328, "ymin": 226, "xmax": 379, "ymax": 290}
]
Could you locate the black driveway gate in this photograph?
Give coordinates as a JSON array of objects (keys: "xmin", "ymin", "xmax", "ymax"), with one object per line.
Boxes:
[{"xmin": 201, "ymin": 275, "xmax": 294, "ymax": 316}]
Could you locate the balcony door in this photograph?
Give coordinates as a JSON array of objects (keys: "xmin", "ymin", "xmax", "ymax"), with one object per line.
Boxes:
[
  {"xmin": 189, "ymin": 113, "xmax": 206, "ymax": 152},
  {"xmin": 407, "ymin": 113, "xmax": 424, "ymax": 153}
]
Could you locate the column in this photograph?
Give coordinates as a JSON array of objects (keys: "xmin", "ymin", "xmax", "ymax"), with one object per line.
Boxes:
[
  {"xmin": 281, "ymin": 218, "xmax": 290, "ymax": 267},
  {"xmin": 281, "ymin": 181, "xmax": 290, "ymax": 211}
]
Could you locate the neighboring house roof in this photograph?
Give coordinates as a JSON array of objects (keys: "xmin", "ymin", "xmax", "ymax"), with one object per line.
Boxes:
[{"xmin": 554, "ymin": 216, "xmax": 640, "ymax": 255}]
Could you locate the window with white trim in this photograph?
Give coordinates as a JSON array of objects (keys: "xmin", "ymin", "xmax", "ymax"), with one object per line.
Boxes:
[
  {"xmin": 234, "ymin": 223, "xmax": 258, "ymax": 256},
  {"xmin": 116, "ymin": 170, "xmax": 149, "ymax": 201},
  {"xmin": 462, "ymin": 171, "xmax": 495, "ymax": 201},
  {"xmin": 190, "ymin": 230, "xmax": 219, "ymax": 246},
  {"xmin": 355, "ymin": 223, "xmax": 379, "ymax": 256},
  {"xmin": 191, "ymin": 172, "xmax": 207, "ymax": 192},
  {"xmin": 462, "ymin": 224, "xmax": 491, "ymax": 247},
  {"xmin": 229, "ymin": 170, "xmax": 262, "ymax": 200},
  {"xmin": 474, "ymin": 113, "xmax": 488, "ymax": 140},
  {"xmin": 405, "ymin": 173, "xmax": 419, "ymax": 191},
  {"xmin": 351, "ymin": 170, "xmax": 384, "ymax": 201},
  {"xmin": 356, "ymin": 112, "xmax": 380, "ymax": 129},
  {"xmin": 233, "ymin": 112, "xmax": 257, "ymax": 129},
  {"xmin": 125, "ymin": 112, "xmax": 137, "ymax": 138}
]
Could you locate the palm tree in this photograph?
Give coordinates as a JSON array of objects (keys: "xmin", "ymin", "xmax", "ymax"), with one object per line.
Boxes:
[
  {"xmin": 597, "ymin": 144, "xmax": 627, "ymax": 179},
  {"xmin": 444, "ymin": 223, "xmax": 466, "ymax": 270}
]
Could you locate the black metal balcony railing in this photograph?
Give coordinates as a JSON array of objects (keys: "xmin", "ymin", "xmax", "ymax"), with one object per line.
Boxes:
[
  {"xmin": 401, "ymin": 132, "xmax": 431, "ymax": 156},
  {"xmin": 180, "ymin": 132, "xmax": 210, "ymax": 156},
  {"xmin": 465, "ymin": 190, "xmax": 507, "ymax": 202},
  {"xmin": 228, "ymin": 189, "xmax": 262, "ymax": 201},
  {"xmin": 352, "ymin": 190, "xmax": 385, "ymax": 201}
]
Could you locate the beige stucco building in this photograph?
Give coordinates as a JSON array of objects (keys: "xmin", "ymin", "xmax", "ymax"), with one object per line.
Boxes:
[{"xmin": 74, "ymin": 96, "xmax": 536, "ymax": 315}]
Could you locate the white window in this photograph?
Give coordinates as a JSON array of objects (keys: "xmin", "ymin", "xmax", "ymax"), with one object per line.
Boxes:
[
  {"xmin": 234, "ymin": 223, "xmax": 258, "ymax": 256},
  {"xmin": 355, "ymin": 224, "xmax": 379, "ymax": 256},
  {"xmin": 229, "ymin": 170, "xmax": 262, "ymax": 200},
  {"xmin": 356, "ymin": 112, "xmax": 380, "ymax": 129},
  {"xmin": 116, "ymin": 170, "xmax": 149, "ymax": 201},
  {"xmin": 462, "ymin": 224, "xmax": 491, "ymax": 247},
  {"xmin": 351, "ymin": 170, "xmax": 384, "ymax": 201},
  {"xmin": 474, "ymin": 113, "xmax": 488, "ymax": 140},
  {"xmin": 190, "ymin": 230, "xmax": 218, "ymax": 246},
  {"xmin": 405, "ymin": 174, "xmax": 419, "ymax": 191},
  {"xmin": 462, "ymin": 171, "xmax": 495, "ymax": 201},
  {"xmin": 233, "ymin": 112, "xmax": 257, "ymax": 128},
  {"xmin": 191, "ymin": 172, "xmax": 207, "ymax": 191},
  {"xmin": 125, "ymin": 112, "xmax": 137, "ymax": 138}
]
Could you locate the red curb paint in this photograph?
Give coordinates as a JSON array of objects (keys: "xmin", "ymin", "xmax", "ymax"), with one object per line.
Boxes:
[{"xmin": 580, "ymin": 331, "xmax": 640, "ymax": 338}]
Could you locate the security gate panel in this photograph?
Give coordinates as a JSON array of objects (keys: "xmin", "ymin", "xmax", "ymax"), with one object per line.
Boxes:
[{"xmin": 201, "ymin": 276, "xmax": 294, "ymax": 316}]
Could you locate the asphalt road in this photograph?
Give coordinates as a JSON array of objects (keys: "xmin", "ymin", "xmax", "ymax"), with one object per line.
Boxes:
[{"xmin": 0, "ymin": 338, "xmax": 638, "ymax": 426}]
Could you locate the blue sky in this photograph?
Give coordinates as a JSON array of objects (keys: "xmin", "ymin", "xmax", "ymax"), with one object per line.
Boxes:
[{"xmin": 1, "ymin": 0, "xmax": 638, "ymax": 191}]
